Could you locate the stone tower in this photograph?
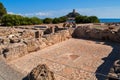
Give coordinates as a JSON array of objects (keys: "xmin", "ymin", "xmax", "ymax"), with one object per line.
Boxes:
[{"xmin": 73, "ymin": 9, "xmax": 75, "ymax": 14}]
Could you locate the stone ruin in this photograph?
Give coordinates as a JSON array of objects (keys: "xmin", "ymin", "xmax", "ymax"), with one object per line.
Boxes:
[
  {"xmin": 73, "ymin": 25, "xmax": 120, "ymax": 43},
  {"xmin": 72, "ymin": 25, "xmax": 120, "ymax": 80},
  {"xmin": 28, "ymin": 64, "xmax": 55, "ymax": 80},
  {"xmin": 1, "ymin": 24, "xmax": 120, "ymax": 79},
  {"xmin": 0, "ymin": 26, "xmax": 73, "ymax": 61},
  {"xmin": 26, "ymin": 25, "xmax": 120, "ymax": 80}
]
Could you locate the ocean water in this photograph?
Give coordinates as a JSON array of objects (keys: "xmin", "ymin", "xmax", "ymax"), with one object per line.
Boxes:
[{"xmin": 99, "ymin": 19, "xmax": 120, "ymax": 23}]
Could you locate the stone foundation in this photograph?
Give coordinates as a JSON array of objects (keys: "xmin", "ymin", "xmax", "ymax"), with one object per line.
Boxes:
[{"xmin": 0, "ymin": 27, "xmax": 73, "ymax": 61}]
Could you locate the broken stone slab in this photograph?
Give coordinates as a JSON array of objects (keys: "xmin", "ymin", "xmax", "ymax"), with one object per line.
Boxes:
[{"xmin": 28, "ymin": 64, "xmax": 55, "ymax": 80}]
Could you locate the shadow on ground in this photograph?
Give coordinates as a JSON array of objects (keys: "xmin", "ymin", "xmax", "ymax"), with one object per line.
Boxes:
[
  {"xmin": 95, "ymin": 41, "xmax": 120, "ymax": 80},
  {"xmin": 22, "ymin": 76, "xmax": 29, "ymax": 80}
]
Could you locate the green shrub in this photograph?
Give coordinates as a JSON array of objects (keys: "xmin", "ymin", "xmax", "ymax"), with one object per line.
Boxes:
[
  {"xmin": 52, "ymin": 18, "xmax": 60, "ymax": 24},
  {"xmin": 1, "ymin": 14, "xmax": 42, "ymax": 26},
  {"xmin": 75, "ymin": 15, "xmax": 99, "ymax": 23},
  {"xmin": 43, "ymin": 18, "xmax": 53, "ymax": 24}
]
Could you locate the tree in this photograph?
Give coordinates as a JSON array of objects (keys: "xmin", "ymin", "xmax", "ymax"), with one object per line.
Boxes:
[
  {"xmin": 75, "ymin": 15, "xmax": 99, "ymax": 23},
  {"xmin": 52, "ymin": 18, "xmax": 60, "ymax": 24},
  {"xmin": 21, "ymin": 17, "xmax": 32, "ymax": 25},
  {"xmin": 59, "ymin": 16, "xmax": 67, "ymax": 23},
  {"xmin": 1, "ymin": 14, "xmax": 42, "ymax": 26},
  {"xmin": 88, "ymin": 16, "xmax": 100, "ymax": 23},
  {"xmin": 1, "ymin": 14, "xmax": 22, "ymax": 26},
  {"xmin": 0, "ymin": 2, "xmax": 7, "ymax": 19},
  {"xmin": 43, "ymin": 18, "xmax": 53, "ymax": 24},
  {"xmin": 30, "ymin": 17, "xmax": 42, "ymax": 25},
  {"xmin": 75, "ymin": 16, "xmax": 86, "ymax": 23}
]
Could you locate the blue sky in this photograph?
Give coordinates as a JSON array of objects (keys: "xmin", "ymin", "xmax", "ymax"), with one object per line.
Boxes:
[{"xmin": 1, "ymin": 0, "xmax": 120, "ymax": 18}]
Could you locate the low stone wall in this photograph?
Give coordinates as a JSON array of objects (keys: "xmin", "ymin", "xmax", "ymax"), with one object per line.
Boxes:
[
  {"xmin": 0, "ymin": 29, "xmax": 73, "ymax": 61},
  {"xmin": 73, "ymin": 26, "xmax": 120, "ymax": 42}
]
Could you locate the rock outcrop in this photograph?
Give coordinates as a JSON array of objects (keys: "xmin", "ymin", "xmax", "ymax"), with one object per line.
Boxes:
[{"xmin": 28, "ymin": 64, "xmax": 55, "ymax": 80}]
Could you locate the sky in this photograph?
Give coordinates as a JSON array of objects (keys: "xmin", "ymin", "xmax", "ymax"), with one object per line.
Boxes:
[{"xmin": 1, "ymin": 0, "xmax": 120, "ymax": 19}]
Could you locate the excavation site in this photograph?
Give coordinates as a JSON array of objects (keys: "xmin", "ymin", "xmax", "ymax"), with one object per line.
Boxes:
[{"xmin": 0, "ymin": 23, "xmax": 120, "ymax": 80}]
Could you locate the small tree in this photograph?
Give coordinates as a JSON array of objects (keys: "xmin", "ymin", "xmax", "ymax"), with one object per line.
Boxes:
[
  {"xmin": 59, "ymin": 16, "xmax": 67, "ymax": 23},
  {"xmin": 88, "ymin": 16, "xmax": 100, "ymax": 23},
  {"xmin": 75, "ymin": 15, "xmax": 99, "ymax": 23},
  {"xmin": 52, "ymin": 18, "xmax": 60, "ymax": 24},
  {"xmin": 1, "ymin": 14, "xmax": 14, "ymax": 26},
  {"xmin": 75, "ymin": 16, "xmax": 85, "ymax": 23},
  {"xmin": 30, "ymin": 17, "xmax": 42, "ymax": 25},
  {"xmin": 43, "ymin": 18, "xmax": 53, "ymax": 24},
  {"xmin": 0, "ymin": 2, "xmax": 7, "ymax": 19}
]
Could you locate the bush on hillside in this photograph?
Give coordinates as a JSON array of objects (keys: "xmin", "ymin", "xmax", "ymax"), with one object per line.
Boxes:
[
  {"xmin": 1, "ymin": 14, "xmax": 42, "ymax": 26},
  {"xmin": 75, "ymin": 15, "xmax": 99, "ymax": 23},
  {"xmin": 43, "ymin": 18, "xmax": 53, "ymax": 24},
  {"xmin": 0, "ymin": 2, "xmax": 7, "ymax": 19},
  {"xmin": 52, "ymin": 18, "xmax": 60, "ymax": 24}
]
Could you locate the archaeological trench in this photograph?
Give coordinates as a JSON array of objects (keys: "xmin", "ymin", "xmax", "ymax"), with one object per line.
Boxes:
[{"xmin": 0, "ymin": 24, "xmax": 120, "ymax": 80}]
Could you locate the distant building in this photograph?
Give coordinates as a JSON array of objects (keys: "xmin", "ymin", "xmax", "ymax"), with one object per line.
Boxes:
[{"xmin": 66, "ymin": 9, "xmax": 80, "ymax": 23}]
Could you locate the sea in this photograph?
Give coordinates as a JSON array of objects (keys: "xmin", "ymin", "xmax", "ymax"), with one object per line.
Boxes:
[{"xmin": 99, "ymin": 19, "xmax": 120, "ymax": 23}]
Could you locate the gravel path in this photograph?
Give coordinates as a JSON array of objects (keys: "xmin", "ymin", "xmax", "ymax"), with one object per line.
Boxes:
[{"xmin": 8, "ymin": 38, "xmax": 120, "ymax": 80}]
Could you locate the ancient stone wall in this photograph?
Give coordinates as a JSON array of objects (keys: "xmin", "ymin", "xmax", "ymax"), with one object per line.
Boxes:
[
  {"xmin": 73, "ymin": 26, "xmax": 120, "ymax": 43},
  {"xmin": 0, "ymin": 29, "xmax": 73, "ymax": 61}
]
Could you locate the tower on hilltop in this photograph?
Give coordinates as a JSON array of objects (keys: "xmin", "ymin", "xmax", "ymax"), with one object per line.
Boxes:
[
  {"xmin": 66, "ymin": 9, "xmax": 80, "ymax": 18},
  {"xmin": 66, "ymin": 9, "xmax": 80, "ymax": 23},
  {"xmin": 73, "ymin": 9, "xmax": 75, "ymax": 14}
]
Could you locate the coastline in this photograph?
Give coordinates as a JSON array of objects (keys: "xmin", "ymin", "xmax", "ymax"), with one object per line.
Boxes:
[{"xmin": 99, "ymin": 18, "xmax": 120, "ymax": 23}]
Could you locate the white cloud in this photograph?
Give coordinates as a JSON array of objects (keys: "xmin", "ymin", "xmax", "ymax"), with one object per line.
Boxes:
[
  {"xmin": 8, "ymin": 12, "xmax": 14, "ymax": 14},
  {"xmin": 35, "ymin": 12, "xmax": 50, "ymax": 16},
  {"xmin": 7, "ymin": 11, "xmax": 51, "ymax": 18},
  {"xmin": 8, "ymin": 7, "xmax": 120, "ymax": 18}
]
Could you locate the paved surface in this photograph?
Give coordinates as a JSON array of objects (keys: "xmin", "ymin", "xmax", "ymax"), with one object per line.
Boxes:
[
  {"xmin": 0, "ymin": 57, "xmax": 24, "ymax": 80},
  {"xmin": 8, "ymin": 38, "xmax": 120, "ymax": 80}
]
